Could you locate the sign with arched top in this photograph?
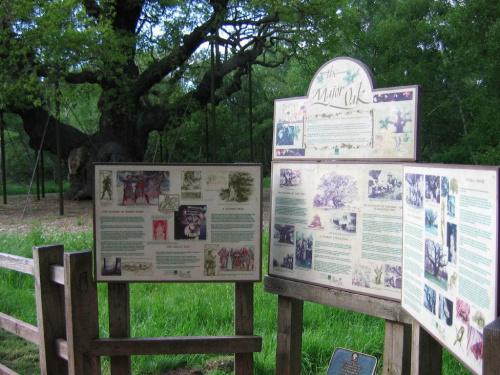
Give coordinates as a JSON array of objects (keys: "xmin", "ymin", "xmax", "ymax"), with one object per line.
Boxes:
[{"xmin": 273, "ymin": 57, "xmax": 419, "ymax": 161}]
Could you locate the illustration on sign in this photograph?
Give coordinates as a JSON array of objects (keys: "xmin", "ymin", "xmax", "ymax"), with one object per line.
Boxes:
[
  {"xmin": 273, "ymin": 57, "xmax": 419, "ymax": 161},
  {"xmin": 269, "ymin": 161, "xmax": 403, "ymax": 301},
  {"xmin": 94, "ymin": 163, "xmax": 262, "ymax": 283}
]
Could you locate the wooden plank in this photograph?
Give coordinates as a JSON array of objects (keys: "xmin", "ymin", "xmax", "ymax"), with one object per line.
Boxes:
[
  {"xmin": 383, "ymin": 320, "xmax": 411, "ymax": 375},
  {"xmin": 276, "ymin": 295, "xmax": 303, "ymax": 375},
  {"xmin": 55, "ymin": 338, "xmax": 68, "ymax": 361},
  {"xmin": 234, "ymin": 283, "xmax": 257, "ymax": 375},
  {"xmin": 0, "ymin": 252, "xmax": 33, "ymax": 275},
  {"xmin": 33, "ymin": 244, "xmax": 68, "ymax": 375},
  {"xmin": 50, "ymin": 264, "xmax": 65, "ymax": 285},
  {"xmin": 411, "ymin": 319, "xmax": 442, "ymax": 375},
  {"xmin": 64, "ymin": 251, "xmax": 101, "ymax": 375},
  {"xmin": 483, "ymin": 318, "xmax": 500, "ymax": 375},
  {"xmin": 0, "ymin": 312, "xmax": 38, "ymax": 345},
  {"xmin": 0, "ymin": 362, "xmax": 19, "ymax": 375},
  {"xmin": 90, "ymin": 336, "xmax": 262, "ymax": 356},
  {"xmin": 108, "ymin": 283, "xmax": 131, "ymax": 375},
  {"xmin": 264, "ymin": 276, "xmax": 411, "ymax": 324}
]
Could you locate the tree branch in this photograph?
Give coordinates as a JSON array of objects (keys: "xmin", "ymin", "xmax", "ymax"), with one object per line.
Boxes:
[
  {"xmin": 134, "ymin": 0, "xmax": 230, "ymax": 99},
  {"xmin": 15, "ymin": 107, "xmax": 93, "ymax": 160},
  {"xmin": 82, "ymin": 0, "xmax": 102, "ymax": 20}
]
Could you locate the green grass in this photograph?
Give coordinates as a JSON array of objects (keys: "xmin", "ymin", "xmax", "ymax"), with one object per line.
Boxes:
[
  {"xmin": 0, "ymin": 228, "xmax": 471, "ymax": 374},
  {"xmin": 2, "ymin": 180, "xmax": 71, "ymax": 196},
  {"xmin": 262, "ymin": 176, "xmax": 270, "ymax": 189}
]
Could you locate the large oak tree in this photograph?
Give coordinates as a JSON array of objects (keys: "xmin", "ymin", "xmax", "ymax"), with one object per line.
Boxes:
[{"xmin": 1, "ymin": 0, "xmax": 331, "ymax": 199}]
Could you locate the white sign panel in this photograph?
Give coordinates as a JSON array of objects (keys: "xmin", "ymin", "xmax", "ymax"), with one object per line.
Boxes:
[
  {"xmin": 402, "ymin": 164, "xmax": 499, "ymax": 374},
  {"xmin": 269, "ymin": 161, "xmax": 404, "ymax": 301},
  {"xmin": 94, "ymin": 163, "xmax": 262, "ymax": 282},
  {"xmin": 273, "ymin": 57, "xmax": 419, "ymax": 161}
]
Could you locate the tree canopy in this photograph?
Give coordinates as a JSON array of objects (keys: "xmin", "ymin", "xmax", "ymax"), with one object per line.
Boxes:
[
  {"xmin": 1, "ymin": 0, "xmax": 499, "ymax": 199},
  {"xmin": 1, "ymin": 0, "xmax": 336, "ymax": 198}
]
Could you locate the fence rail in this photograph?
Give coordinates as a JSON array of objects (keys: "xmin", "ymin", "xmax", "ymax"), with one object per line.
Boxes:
[
  {"xmin": 0, "ymin": 245, "xmax": 260, "ymax": 375},
  {"xmin": 1, "ymin": 244, "xmax": 498, "ymax": 374}
]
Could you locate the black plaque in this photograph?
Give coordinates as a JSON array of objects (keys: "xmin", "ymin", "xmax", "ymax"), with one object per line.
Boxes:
[{"xmin": 326, "ymin": 347, "xmax": 377, "ymax": 375}]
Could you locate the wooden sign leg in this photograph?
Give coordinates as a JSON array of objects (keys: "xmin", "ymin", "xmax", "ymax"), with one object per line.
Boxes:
[
  {"xmin": 235, "ymin": 282, "xmax": 254, "ymax": 375},
  {"xmin": 108, "ymin": 282, "xmax": 131, "ymax": 375},
  {"xmin": 411, "ymin": 319, "xmax": 442, "ymax": 375},
  {"xmin": 383, "ymin": 320, "xmax": 411, "ymax": 375},
  {"xmin": 483, "ymin": 318, "xmax": 500, "ymax": 375},
  {"xmin": 276, "ymin": 295, "xmax": 303, "ymax": 375}
]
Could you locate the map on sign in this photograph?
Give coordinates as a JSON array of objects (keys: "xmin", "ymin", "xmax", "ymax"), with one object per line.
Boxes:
[{"xmin": 273, "ymin": 57, "xmax": 419, "ymax": 161}]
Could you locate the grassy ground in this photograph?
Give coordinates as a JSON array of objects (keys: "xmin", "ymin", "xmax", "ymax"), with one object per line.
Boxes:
[{"xmin": 0, "ymin": 183, "xmax": 471, "ymax": 374}]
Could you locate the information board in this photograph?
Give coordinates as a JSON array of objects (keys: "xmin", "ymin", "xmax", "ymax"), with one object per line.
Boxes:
[
  {"xmin": 94, "ymin": 163, "xmax": 262, "ymax": 282},
  {"xmin": 273, "ymin": 57, "xmax": 419, "ymax": 161},
  {"xmin": 401, "ymin": 164, "xmax": 499, "ymax": 374},
  {"xmin": 268, "ymin": 161, "xmax": 403, "ymax": 300}
]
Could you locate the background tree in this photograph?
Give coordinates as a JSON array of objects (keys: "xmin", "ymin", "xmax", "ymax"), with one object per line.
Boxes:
[
  {"xmin": 1, "ymin": 0, "xmax": 335, "ymax": 199},
  {"xmin": 2, "ymin": 0, "xmax": 500, "ymax": 199}
]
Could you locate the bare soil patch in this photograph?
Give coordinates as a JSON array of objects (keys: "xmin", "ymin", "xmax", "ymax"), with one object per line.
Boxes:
[
  {"xmin": 0, "ymin": 194, "xmax": 94, "ymax": 235},
  {"xmin": 0, "ymin": 189, "xmax": 270, "ymax": 235}
]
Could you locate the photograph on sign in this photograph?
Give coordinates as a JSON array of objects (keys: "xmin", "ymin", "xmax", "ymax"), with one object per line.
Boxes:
[
  {"xmin": 268, "ymin": 161, "xmax": 403, "ymax": 301},
  {"xmin": 273, "ymin": 57, "xmax": 419, "ymax": 161},
  {"xmin": 401, "ymin": 164, "xmax": 499, "ymax": 374},
  {"xmin": 94, "ymin": 163, "xmax": 262, "ymax": 282}
]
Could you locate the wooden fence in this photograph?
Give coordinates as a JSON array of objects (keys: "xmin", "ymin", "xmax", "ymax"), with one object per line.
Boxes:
[
  {"xmin": 0, "ymin": 244, "xmax": 498, "ymax": 374},
  {"xmin": 0, "ymin": 244, "xmax": 261, "ymax": 375}
]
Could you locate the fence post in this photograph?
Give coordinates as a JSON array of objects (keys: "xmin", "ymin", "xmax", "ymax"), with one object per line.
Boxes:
[
  {"xmin": 108, "ymin": 282, "xmax": 131, "ymax": 375},
  {"xmin": 33, "ymin": 244, "xmax": 68, "ymax": 375},
  {"xmin": 64, "ymin": 250, "xmax": 101, "ymax": 375},
  {"xmin": 483, "ymin": 317, "xmax": 500, "ymax": 374},
  {"xmin": 234, "ymin": 282, "xmax": 254, "ymax": 374}
]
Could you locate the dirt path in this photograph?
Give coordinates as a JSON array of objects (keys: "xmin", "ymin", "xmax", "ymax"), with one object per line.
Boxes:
[{"xmin": 0, "ymin": 190, "xmax": 270, "ymax": 236}]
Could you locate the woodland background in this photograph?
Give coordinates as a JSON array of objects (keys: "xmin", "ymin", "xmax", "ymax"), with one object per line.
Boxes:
[{"xmin": 1, "ymin": 0, "xmax": 499, "ymax": 199}]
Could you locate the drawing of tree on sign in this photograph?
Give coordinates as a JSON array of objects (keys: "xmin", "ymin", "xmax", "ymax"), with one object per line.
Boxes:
[
  {"xmin": 425, "ymin": 239, "xmax": 448, "ymax": 289},
  {"xmin": 425, "ymin": 208, "xmax": 439, "ymax": 236},
  {"xmin": 424, "ymin": 284, "xmax": 436, "ymax": 314},
  {"xmin": 405, "ymin": 173, "xmax": 424, "ymax": 209},
  {"xmin": 313, "ymin": 172, "xmax": 357, "ymax": 209},
  {"xmin": 379, "ymin": 108, "xmax": 413, "ymax": 151},
  {"xmin": 219, "ymin": 171, "xmax": 254, "ymax": 202},
  {"xmin": 389, "ymin": 109, "xmax": 413, "ymax": 133}
]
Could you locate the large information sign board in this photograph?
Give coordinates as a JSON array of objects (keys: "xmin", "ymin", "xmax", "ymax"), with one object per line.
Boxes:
[
  {"xmin": 269, "ymin": 161, "xmax": 403, "ymax": 301},
  {"xmin": 94, "ymin": 163, "xmax": 262, "ymax": 283},
  {"xmin": 402, "ymin": 164, "xmax": 499, "ymax": 374},
  {"xmin": 273, "ymin": 57, "xmax": 419, "ymax": 161}
]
